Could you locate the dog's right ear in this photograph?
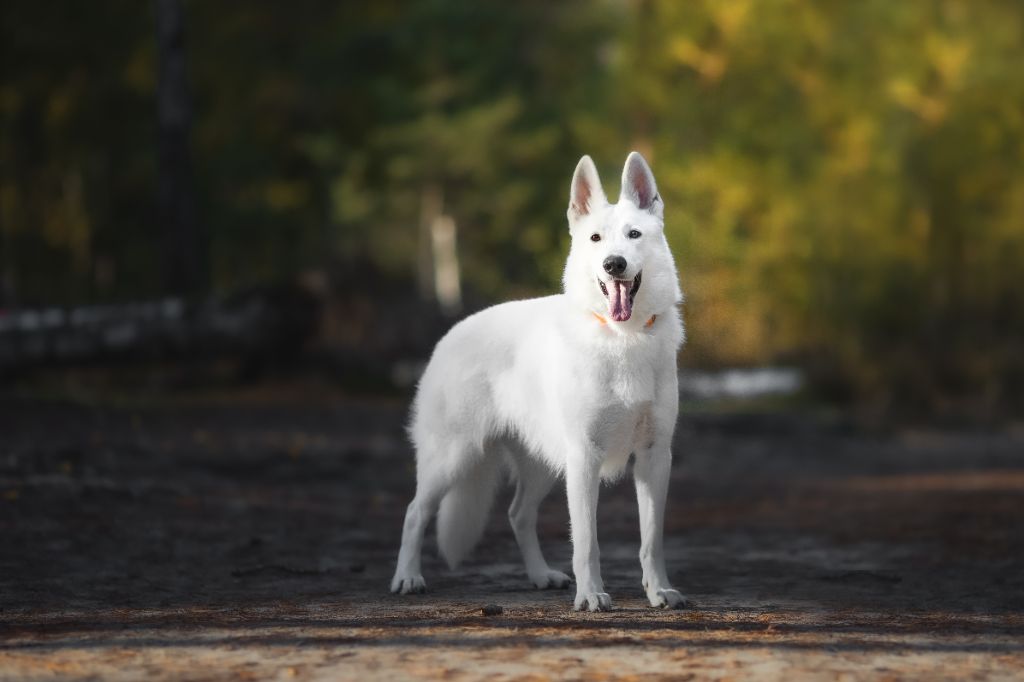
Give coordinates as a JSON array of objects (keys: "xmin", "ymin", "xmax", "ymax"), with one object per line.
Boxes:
[{"xmin": 568, "ymin": 155, "xmax": 607, "ymax": 225}]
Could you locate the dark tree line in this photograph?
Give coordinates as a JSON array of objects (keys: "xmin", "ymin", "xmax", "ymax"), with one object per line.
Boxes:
[{"xmin": 2, "ymin": 1, "xmax": 1023, "ymax": 406}]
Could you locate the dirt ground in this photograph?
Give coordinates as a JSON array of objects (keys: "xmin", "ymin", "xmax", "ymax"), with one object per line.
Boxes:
[{"xmin": 1, "ymin": 388, "xmax": 1022, "ymax": 681}]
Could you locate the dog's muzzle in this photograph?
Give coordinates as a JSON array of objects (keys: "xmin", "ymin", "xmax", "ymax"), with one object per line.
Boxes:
[{"xmin": 598, "ymin": 271, "xmax": 642, "ymax": 322}]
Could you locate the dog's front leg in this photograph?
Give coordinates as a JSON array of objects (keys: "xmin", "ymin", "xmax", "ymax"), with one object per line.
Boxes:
[
  {"xmin": 566, "ymin": 449, "xmax": 611, "ymax": 611},
  {"xmin": 634, "ymin": 447, "xmax": 689, "ymax": 608}
]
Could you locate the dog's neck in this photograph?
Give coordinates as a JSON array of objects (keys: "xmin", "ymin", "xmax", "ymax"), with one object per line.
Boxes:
[{"xmin": 591, "ymin": 311, "xmax": 657, "ymax": 329}]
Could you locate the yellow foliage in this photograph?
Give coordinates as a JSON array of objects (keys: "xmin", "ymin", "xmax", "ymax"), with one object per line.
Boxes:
[{"xmin": 669, "ymin": 38, "xmax": 728, "ymax": 83}]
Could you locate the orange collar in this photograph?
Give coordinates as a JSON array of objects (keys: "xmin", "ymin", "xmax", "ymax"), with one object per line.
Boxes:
[{"xmin": 592, "ymin": 312, "xmax": 657, "ymax": 328}]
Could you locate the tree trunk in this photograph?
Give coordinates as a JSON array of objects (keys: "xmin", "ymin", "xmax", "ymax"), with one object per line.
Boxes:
[
  {"xmin": 431, "ymin": 215, "xmax": 462, "ymax": 316},
  {"xmin": 156, "ymin": 0, "xmax": 206, "ymax": 297},
  {"xmin": 417, "ymin": 184, "xmax": 442, "ymax": 303}
]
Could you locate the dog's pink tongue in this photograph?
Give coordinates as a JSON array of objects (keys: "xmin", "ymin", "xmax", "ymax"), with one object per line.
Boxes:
[{"xmin": 608, "ymin": 280, "xmax": 633, "ymax": 322}]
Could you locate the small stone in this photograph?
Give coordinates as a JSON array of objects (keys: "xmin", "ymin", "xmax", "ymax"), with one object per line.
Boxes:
[{"xmin": 480, "ymin": 604, "xmax": 503, "ymax": 616}]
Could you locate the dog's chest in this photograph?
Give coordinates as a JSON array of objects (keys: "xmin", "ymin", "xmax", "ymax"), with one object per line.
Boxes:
[
  {"xmin": 581, "ymin": 349, "xmax": 660, "ymax": 460},
  {"xmin": 592, "ymin": 339, "xmax": 661, "ymax": 404}
]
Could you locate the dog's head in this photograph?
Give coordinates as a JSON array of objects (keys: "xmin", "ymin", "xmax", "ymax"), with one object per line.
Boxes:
[{"xmin": 563, "ymin": 152, "xmax": 681, "ymax": 323}]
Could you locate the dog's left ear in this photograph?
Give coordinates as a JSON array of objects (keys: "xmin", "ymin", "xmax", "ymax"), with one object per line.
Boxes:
[{"xmin": 620, "ymin": 151, "xmax": 662, "ymax": 216}]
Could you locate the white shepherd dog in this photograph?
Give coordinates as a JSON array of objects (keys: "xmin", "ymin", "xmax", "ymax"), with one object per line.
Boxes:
[{"xmin": 391, "ymin": 152, "xmax": 688, "ymax": 611}]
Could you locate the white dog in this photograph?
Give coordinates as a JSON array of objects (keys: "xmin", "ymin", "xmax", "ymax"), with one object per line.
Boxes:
[{"xmin": 391, "ymin": 152, "xmax": 687, "ymax": 611}]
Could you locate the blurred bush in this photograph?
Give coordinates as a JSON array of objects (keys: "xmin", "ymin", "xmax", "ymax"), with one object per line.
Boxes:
[{"xmin": 2, "ymin": 0, "xmax": 1022, "ymax": 409}]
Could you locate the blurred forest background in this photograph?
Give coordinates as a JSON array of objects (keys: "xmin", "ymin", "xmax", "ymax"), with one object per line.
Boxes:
[{"xmin": 2, "ymin": 0, "xmax": 1023, "ymax": 413}]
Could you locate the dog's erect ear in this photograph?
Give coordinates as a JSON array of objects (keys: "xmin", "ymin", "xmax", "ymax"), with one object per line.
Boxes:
[
  {"xmin": 568, "ymin": 155, "xmax": 607, "ymax": 223},
  {"xmin": 620, "ymin": 151, "xmax": 661, "ymax": 214}
]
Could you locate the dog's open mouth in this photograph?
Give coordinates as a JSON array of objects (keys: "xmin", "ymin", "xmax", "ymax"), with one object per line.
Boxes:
[{"xmin": 597, "ymin": 271, "xmax": 642, "ymax": 322}]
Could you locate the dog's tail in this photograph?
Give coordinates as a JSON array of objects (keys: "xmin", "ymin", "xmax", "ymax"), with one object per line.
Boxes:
[{"xmin": 436, "ymin": 456, "xmax": 502, "ymax": 569}]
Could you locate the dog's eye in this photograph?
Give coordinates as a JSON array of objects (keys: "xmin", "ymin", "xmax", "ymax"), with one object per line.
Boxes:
[
  {"xmin": 590, "ymin": 233, "xmax": 601, "ymax": 242},
  {"xmin": 628, "ymin": 229, "xmax": 642, "ymax": 239}
]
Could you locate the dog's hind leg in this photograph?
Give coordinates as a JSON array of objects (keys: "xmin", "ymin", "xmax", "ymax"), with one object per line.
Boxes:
[
  {"xmin": 508, "ymin": 452, "xmax": 571, "ymax": 589},
  {"xmin": 391, "ymin": 464, "xmax": 449, "ymax": 595}
]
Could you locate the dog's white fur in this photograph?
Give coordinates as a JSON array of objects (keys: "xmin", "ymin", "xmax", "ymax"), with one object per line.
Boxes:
[{"xmin": 391, "ymin": 152, "xmax": 687, "ymax": 611}]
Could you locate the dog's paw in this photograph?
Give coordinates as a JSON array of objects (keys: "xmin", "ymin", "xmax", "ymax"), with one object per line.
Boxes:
[
  {"xmin": 531, "ymin": 569, "xmax": 572, "ymax": 590},
  {"xmin": 648, "ymin": 588, "xmax": 690, "ymax": 609},
  {"xmin": 390, "ymin": 572, "xmax": 426, "ymax": 595},
  {"xmin": 574, "ymin": 591, "xmax": 612, "ymax": 612}
]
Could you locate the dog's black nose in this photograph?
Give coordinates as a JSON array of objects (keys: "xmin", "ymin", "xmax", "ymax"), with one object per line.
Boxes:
[{"xmin": 603, "ymin": 256, "xmax": 627, "ymax": 277}]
